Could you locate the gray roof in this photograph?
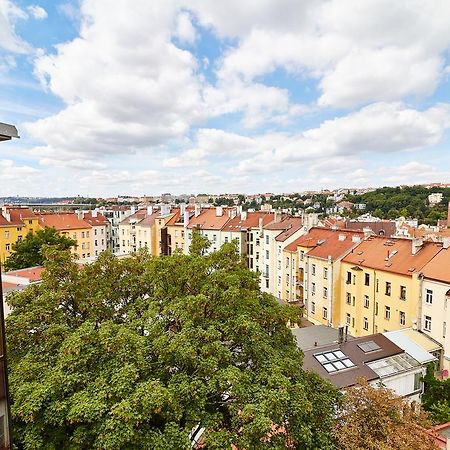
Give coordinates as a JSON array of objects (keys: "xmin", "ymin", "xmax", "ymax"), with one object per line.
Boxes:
[
  {"xmin": 0, "ymin": 122, "xmax": 19, "ymax": 141},
  {"xmin": 291, "ymin": 325, "xmax": 354, "ymax": 351}
]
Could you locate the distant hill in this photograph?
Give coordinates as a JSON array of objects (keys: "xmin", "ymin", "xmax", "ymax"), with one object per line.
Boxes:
[{"xmin": 346, "ymin": 185, "xmax": 450, "ymax": 225}]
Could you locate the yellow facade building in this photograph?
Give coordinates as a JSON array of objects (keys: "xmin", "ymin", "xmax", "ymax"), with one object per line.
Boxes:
[
  {"xmin": 340, "ymin": 237, "xmax": 442, "ymax": 337},
  {"xmin": 0, "ymin": 207, "xmax": 40, "ymax": 264},
  {"xmin": 36, "ymin": 213, "xmax": 92, "ymax": 259}
]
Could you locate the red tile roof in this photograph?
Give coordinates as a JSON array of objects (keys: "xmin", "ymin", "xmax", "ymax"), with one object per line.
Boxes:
[
  {"xmin": 307, "ymin": 230, "xmax": 364, "ymax": 261},
  {"xmin": 342, "ymin": 237, "xmax": 442, "ymax": 276},
  {"xmin": 223, "ymin": 211, "xmax": 275, "ymax": 232},
  {"xmin": 5, "ymin": 266, "xmax": 44, "ymax": 282},
  {"xmin": 187, "ymin": 207, "xmax": 234, "ymax": 230},
  {"xmin": 270, "ymin": 217, "xmax": 303, "ymax": 242},
  {"xmin": 36, "ymin": 213, "xmax": 92, "ymax": 231},
  {"xmin": 81, "ymin": 211, "xmax": 108, "ymax": 226},
  {"xmin": 421, "ymin": 247, "xmax": 450, "ymax": 284},
  {"xmin": 120, "ymin": 209, "xmax": 148, "ymax": 224}
]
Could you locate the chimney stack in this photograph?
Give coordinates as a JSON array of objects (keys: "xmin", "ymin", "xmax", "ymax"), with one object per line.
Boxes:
[
  {"xmin": 411, "ymin": 237, "xmax": 424, "ymax": 255},
  {"xmin": 147, "ymin": 206, "xmax": 153, "ymax": 215},
  {"xmin": 447, "ymin": 202, "xmax": 450, "ymax": 228},
  {"xmin": 215, "ymin": 206, "xmax": 223, "ymax": 217},
  {"xmin": 241, "ymin": 210, "xmax": 248, "ymax": 221},
  {"xmin": 195, "ymin": 204, "xmax": 201, "ymax": 217},
  {"xmin": 180, "ymin": 203, "xmax": 186, "ymax": 215}
]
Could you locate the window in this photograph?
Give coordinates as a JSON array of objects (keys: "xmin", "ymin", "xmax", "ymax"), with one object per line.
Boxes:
[
  {"xmin": 286, "ymin": 257, "xmax": 290, "ymax": 268},
  {"xmin": 353, "ymin": 275, "xmax": 356, "ymax": 285},
  {"xmin": 352, "ymin": 317, "xmax": 355, "ymax": 328},
  {"xmin": 424, "ymin": 315, "xmax": 432, "ymax": 332},
  {"xmin": 286, "ymin": 274, "xmax": 289, "ymax": 285},
  {"xmin": 346, "ymin": 292, "xmax": 351, "ymax": 305},
  {"xmin": 364, "ymin": 295, "xmax": 369, "ymax": 309},
  {"xmin": 322, "ymin": 307, "xmax": 328, "ymax": 320},
  {"xmin": 385, "ymin": 306, "xmax": 391, "ymax": 320},
  {"xmin": 5, "ymin": 244, "xmax": 10, "ymax": 251},
  {"xmin": 95, "ymin": 228, "xmax": 98, "ymax": 236},
  {"xmin": 122, "ymin": 240, "xmax": 125, "ymax": 246},
  {"xmin": 352, "ymin": 296, "xmax": 355, "ymax": 306},
  {"xmin": 278, "ymin": 276, "xmax": 281, "ymax": 286},
  {"xmin": 311, "ymin": 282, "xmax": 316, "ymax": 295},
  {"xmin": 95, "ymin": 240, "xmax": 98, "ymax": 246},
  {"xmin": 278, "ymin": 260, "xmax": 281, "ymax": 270},
  {"xmin": 28, "ymin": 219, "xmax": 32, "ymax": 224},
  {"xmin": 311, "ymin": 264, "xmax": 316, "ymax": 276},
  {"xmin": 375, "ymin": 302, "xmax": 379, "ymax": 316},
  {"xmin": 4, "ymin": 231, "xmax": 9, "ymax": 239},
  {"xmin": 265, "ymin": 250, "xmax": 269, "ymax": 259},
  {"xmin": 213, "ymin": 234, "xmax": 217, "ymax": 241},
  {"xmin": 385, "ymin": 282, "xmax": 391, "ymax": 296},
  {"xmin": 444, "ymin": 322, "xmax": 447, "ymax": 338},
  {"xmin": 256, "ymin": 238, "xmax": 260, "ymax": 246},
  {"xmin": 323, "ymin": 267, "xmax": 328, "ymax": 279},
  {"xmin": 81, "ymin": 232, "xmax": 85, "ymax": 238},
  {"xmin": 265, "ymin": 235, "xmax": 269, "ymax": 244},
  {"xmin": 400, "ymin": 286, "xmax": 406, "ymax": 300},
  {"xmin": 278, "ymin": 245, "xmax": 281, "ymax": 255},
  {"xmin": 300, "ymin": 251, "xmax": 305, "ymax": 261},
  {"xmin": 102, "ymin": 239, "xmax": 104, "ymax": 245},
  {"xmin": 414, "ymin": 372, "xmax": 422, "ymax": 392},
  {"xmin": 265, "ymin": 279, "xmax": 269, "ymax": 289},
  {"xmin": 400, "ymin": 311, "xmax": 405, "ymax": 325},
  {"xmin": 224, "ymin": 237, "xmax": 229, "ymax": 243},
  {"xmin": 101, "ymin": 228, "xmax": 104, "ymax": 234},
  {"xmin": 363, "ymin": 317, "xmax": 369, "ymax": 330},
  {"xmin": 376, "ymin": 279, "xmax": 379, "ymax": 293},
  {"xmin": 346, "ymin": 271, "xmax": 352, "ymax": 284},
  {"xmin": 346, "ymin": 313, "xmax": 351, "ymax": 325},
  {"xmin": 365, "ymin": 273, "xmax": 370, "ymax": 286},
  {"xmin": 323, "ymin": 287, "xmax": 328, "ymax": 298},
  {"xmin": 256, "ymin": 252, "xmax": 259, "ymax": 260},
  {"xmin": 311, "ymin": 302, "xmax": 316, "ymax": 314},
  {"xmin": 425, "ymin": 289, "xmax": 433, "ymax": 305}
]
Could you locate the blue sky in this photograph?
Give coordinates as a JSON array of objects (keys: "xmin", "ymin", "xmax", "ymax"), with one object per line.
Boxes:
[{"xmin": 0, "ymin": 0, "xmax": 450, "ymax": 197}]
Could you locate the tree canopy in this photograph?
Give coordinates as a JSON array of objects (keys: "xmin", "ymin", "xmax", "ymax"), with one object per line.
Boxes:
[
  {"xmin": 7, "ymin": 242, "xmax": 340, "ymax": 449},
  {"xmin": 333, "ymin": 379, "xmax": 437, "ymax": 450},
  {"xmin": 422, "ymin": 363, "xmax": 450, "ymax": 424},
  {"xmin": 4, "ymin": 227, "xmax": 76, "ymax": 271}
]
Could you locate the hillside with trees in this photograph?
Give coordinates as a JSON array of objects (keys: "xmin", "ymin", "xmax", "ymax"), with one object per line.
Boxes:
[{"xmin": 347, "ymin": 186, "xmax": 450, "ymax": 224}]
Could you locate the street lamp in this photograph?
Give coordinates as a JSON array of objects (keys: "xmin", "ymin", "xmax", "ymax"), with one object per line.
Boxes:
[{"xmin": 0, "ymin": 121, "xmax": 19, "ymax": 450}]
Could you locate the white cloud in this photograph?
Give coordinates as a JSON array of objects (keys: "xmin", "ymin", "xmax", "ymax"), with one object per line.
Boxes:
[
  {"xmin": 174, "ymin": 11, "xmax": 197, "ymax": 44},
  {"xmin": 0, "ymin": 0, "xmax": 30, "ymax": 53},
  {"xmin": 27, "ymin": 5, "xmax": 47, "ymax": 20}
]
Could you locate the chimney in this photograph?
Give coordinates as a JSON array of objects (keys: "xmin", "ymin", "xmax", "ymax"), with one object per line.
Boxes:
[
  {"xmin": 147, "ymin": 206, "xmax": 153, "ymax": 215},
  {"xmin": 352, "ymin": 235, "xmax": 361, "ymax": 243},
  {"xmin": 241, "ymin": 210, "xmax": 248, "ymax": 221},
  {"xmin": 411, "ymin": 237, "xmax": 423, "ymax": 255},
  {"xmin": 258, "ymin": 217, "xmax": 263, "ymax": 231},
  {"xmin": 443, "ymin": 237, "xmax": 450, "ymax": 250},
  {"xmin": 161, "ymin": 204, "xmax": 170, "ymax": 216},
  {"xmin": 216, "ymin": 206, "xmax": 223, "ymax": 217},
  {"xmin": 230, "ymin": 208, "xmax": 237, "ymax": 219},
  {"xmin": 131, "ymin": 206, "xmax": 137, "ymax": 215},
  {"xmin": 195, "ymin": 204, "xmax": 201, "ymax": 217},
  {"xmin": 92, "ymin": 210, "xmax": 98, "ymax": 218},
  {"xmin": 338, "ymin": 326, "xmax": 344, "ymax": 344},
  {"xmin": 183, "ymin": 210, "xmax": 190, "ymax": 227},
  {"xmin": 274, "ymin": 211, "xmax": 281, "ymax": 223},
  {"xmin": 180, "ymin": 203, "xmax": 186, "ymax": 215}
]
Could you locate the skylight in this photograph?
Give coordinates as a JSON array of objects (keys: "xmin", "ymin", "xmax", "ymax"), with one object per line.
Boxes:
[
  {"xmin": 357, "ymin": 341, "xmax": 381, "ymax": 353},
  {"xmin": 314, "ymin": 350, "xmax": 356, "ymax": 373}
]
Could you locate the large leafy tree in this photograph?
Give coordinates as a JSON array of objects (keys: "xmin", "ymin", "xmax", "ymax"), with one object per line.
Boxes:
[
  {"xmin": 4, "ymin": 227, "xmax": 76, "ymax": 271},
  {"xmin": 7, "ymin": 240, "xmax": 340, "ymax": 450},
  {"xmin": 333, "ymin": 379, "xmax": 437, "ymax": 450},
  {"xmin": 422, "ymin": 363, "xmax": 450, "ymax": 424}
]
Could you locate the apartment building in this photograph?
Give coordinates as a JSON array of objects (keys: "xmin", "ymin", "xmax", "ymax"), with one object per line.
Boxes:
[
  {"xmin": 184, "ymin": 206, "xmax": 236, "ymax": 254},
  {"xmin": 284, "ymin": 228, "xmax": 364, "ymax": 325},
  {"xmin": 221, "ymin": 211, "xmax": 275, "ymax": 269},
  {"xmin": 164, "ymin": 208, "xmax": 187, "ymax": 255},
  {"xmin": 79, "ymin": 211, "xmax": 110, "ymax": 257},
  {"xmin": 260, "ymin": 215, "xmax": 305, "ymax": 299},
  {"xmin": 420, "ymin": 244, "xmax": 450, "ymax": 369},
  {"xmin": 340, "ymin": 237, "xmax": 442, "ymax": 337},
  {"xmin": 118, "ymin": 208, "xmax": 156, "ymax": 254},
  {"xmin": 100, "ymin": 205, "xmax": 134, "ymax": 254},
  {"xmin": 0, "ymin": 206, "xmax": 40, "ymax": 263},
  {"xmin": 36, "ymin": 213, "xmax": 93, "ymax": 259}
]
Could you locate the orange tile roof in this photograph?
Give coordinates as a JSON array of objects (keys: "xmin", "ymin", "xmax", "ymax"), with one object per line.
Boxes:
[
  {"xmin": 81, "ymin": 212, "xmax": 108, "ymax": 226},
  {"xmin": 0, "ymin": 215, "xmax": 10, "ymax": 226},
  {"xmin": 8, "ymin": 207, "xmax": 37, "ymax": 222},
  {"xmin": 139, "ymin": 211, "xmax": 161, "ymax": 227},
  {"xmin": 285, "ymin": 227, "xmax": 333, "ymax": 251},
  {"xmin": 421, "ymin": 247, "xmax": 450, "ymax": 284},
  {"xmin": 5, "ymin": 266, "xmax": 44, "ymax": 282},
  {"xmin": 36, "ymin": 213, "xmax": 92, "ymax": 231},
  {"xmin": 187, "ymin": 207, "xmax": 234, "ymax": 230},
  {"xmin": 307, "ymin": 230, "xmax": 364, "ymax": 261},
  {"xmin": 120, "ymin": 209, "xmax": 148, "ymax": 224},
  {"xmin": 223, "ymin": 211, "xmax": 275, "ymax": 232},
  {"xmin": 342, "ymin": 237, "xmax": 442, "ymax": 276},
  {"xmin": 165, "ymin": 210, "xmax": 182, "ymax": 226}
]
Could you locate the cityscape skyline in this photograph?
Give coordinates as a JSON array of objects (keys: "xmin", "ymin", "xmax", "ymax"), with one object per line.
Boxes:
[{"xmin": 1, "ymin": 1, "xmax": 450, "ymax": 196}]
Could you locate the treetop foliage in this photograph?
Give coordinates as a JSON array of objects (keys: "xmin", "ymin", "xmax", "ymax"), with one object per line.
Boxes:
[
  {"xmin": 7, "ymin": 243, "xmax": 339, "ymax": 449},
  {"xmin": 4, "ymin": 227, "xmax": 76, "ymax": 271}
]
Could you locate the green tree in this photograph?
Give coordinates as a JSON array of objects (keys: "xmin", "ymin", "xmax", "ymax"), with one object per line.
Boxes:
[
  {"xmin": 422, "ymin": 363, "xmax": 450, "ymax": 424},
  {"xmin": 7, "ymin": 246, "xmax": 340, "ymax": 450},
  {"xmin": 4, "ymin": 227, "xmax": 76, "ymax": 271}
]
